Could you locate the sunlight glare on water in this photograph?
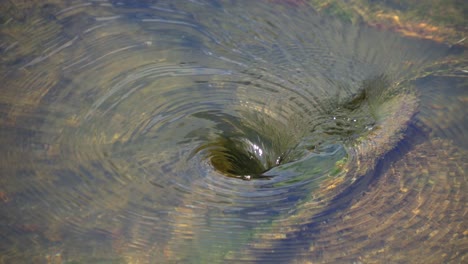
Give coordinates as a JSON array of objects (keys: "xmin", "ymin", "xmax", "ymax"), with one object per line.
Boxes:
[{"xmin": 0, "ymin": 0, "xmax": 466, "ymax": 263}]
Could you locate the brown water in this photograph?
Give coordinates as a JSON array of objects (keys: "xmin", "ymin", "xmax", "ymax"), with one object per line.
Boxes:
[{"xmin": 0, "ymin": 1, "xmax": 466, "ymax": 263}]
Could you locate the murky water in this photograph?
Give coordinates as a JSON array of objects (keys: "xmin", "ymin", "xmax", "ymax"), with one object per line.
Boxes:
[{"xmin": 0, "ymin": 1, "xmax": 466, "ymax": 263}]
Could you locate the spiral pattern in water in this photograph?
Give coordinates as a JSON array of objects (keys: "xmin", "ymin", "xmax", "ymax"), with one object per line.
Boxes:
[{"xmin": 0, "ymin": 1, "xmax": 465, "ymax": 263}]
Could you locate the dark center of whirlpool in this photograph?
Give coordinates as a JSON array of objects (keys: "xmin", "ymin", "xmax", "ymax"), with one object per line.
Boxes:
[{"xmin": 191, "ymin": 81, "xmax": 381, "ymax": 180}]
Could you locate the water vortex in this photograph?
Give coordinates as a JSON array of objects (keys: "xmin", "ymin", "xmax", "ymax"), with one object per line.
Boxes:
[{"xmin": 0, "ymin": 0, "xmax": 465, "ymax": 263}]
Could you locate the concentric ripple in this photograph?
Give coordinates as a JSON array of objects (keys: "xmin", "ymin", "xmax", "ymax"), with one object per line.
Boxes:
[{"xmin": 0, "ymin": 0, "xmax": 465, "ymax": 263}]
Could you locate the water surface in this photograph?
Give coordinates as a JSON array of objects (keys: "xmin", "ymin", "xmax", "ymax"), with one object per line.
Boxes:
[{"xmin": 0, "ymin": 1, "xmax": 466, "ymax": 263}]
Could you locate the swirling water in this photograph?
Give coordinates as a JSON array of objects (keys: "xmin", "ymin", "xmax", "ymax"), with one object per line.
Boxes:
[{"xmin": 0, "ymin": 1, "xmax": 466, "ymax": 263}]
